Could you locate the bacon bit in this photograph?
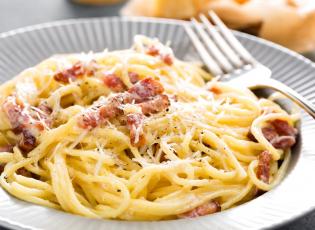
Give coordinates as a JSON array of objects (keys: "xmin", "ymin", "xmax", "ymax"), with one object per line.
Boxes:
[
  {"xmin": 99, "ymin": 96, "xmax": 124, "ymax": 119},
  {"xmin": 262, "ymin": 120, "xmax": 297, "ymax": 150},
  {"xmin": 2, "ymin": 96, "xmax": 49, "ymax": 155},
  {"xmin": 128, "ymin": 72, "xmax": 140, "ymax": 84},
  {"xmin": 146, "ymin": 46, "xmax": 160, "ymax": 56},
  {"xmin": 2, "ymin": 96, "xmax": 52, "ymax": 154},
  {"xmin": 99, "ymin": 104, "xmax": 121, "ymax": 119},
  {"xmin": 247, "ymin": 132, "xmax": 257, "ymax": 142},
  {"xmin": 0, "ymin": 164, "xmax": 4, "ymax": 174},
  {"xmin": 262, "ymin": 127, "xmax": 278, "ymax": 142},
  {"xmin": 54, "ymin": 62, "xmax": 84, "ymax": 83},
  {"xmin": 178, "ymin": 201, "xmax": 221, "ymax": 218},
  {"xmin": 0, "ymin": 165, "xmax": 33, "ymax": 177},
  {"xmin": 19, "ymin": 130, "xmax": 36, "ymax": 152},
  {"xmin": 146, "ymin": 45, "xmax": 173, "ymax": 65},
  {"xmin": 54, "ymin": 61, "xmax": 96, "ymax": 83},
  {"xmin": 34, "ymin": 122, "xmax": 45, "ymax": 132},
  {"xmin": 85, "ymin": 60, "xmax": 98, "ymax": 76},
  {"xmin": 270, "ymin": 119, "xmax": 297, "ymax": 136},
  {"xmin": 256, "ymin": 150, "xmax": 272, "ymax": 183},
  {"xmin": 159, "ymin": 152, "xmax": 168, "ymax": 163},
  {"xmin": 54, "ymin": 72, "xmax": 70, "ymax": 83},
  {"xmin": 3, "ymin": 96, "xmax": 52, "ymax": 132},
  {"xmin": 77, "ymin": 110, "xmax": 99, "ymax": 129},
  {"xmin": 161, "ymin": 54, "xmax": 173, "ymax": 65},
  {"xmin": 124, "ymin": 149, "xmax": 134, "ymax": 159},
  {"xmin": 78, "ymin": 78, "xmax": 170, "ymax": 146},
  {"xmin": 126, "ymin": 113, "xmax": 146, "ymax": 147},
  {"xmin": 103, "ymin": 73, "xmax": 127, "ymax": 92},
  {"xmin": 209, "ymin": 86, "xmax": 222, "ymax": 95},
  {"xmin": 2, "ymin": 95, "xmax": 25, "ymax": 132},
  {"xmin": 16, "ymin": 167, "xmax": 32, "ymax": 177},
  {"xmin": 78, "ymin": 95, "xmax": 123, "ymax": 129},
  {"xmin": 271, "ymin": 136, "xmax": 296, "ymax": 149},
  {"xmin": 139, "ymin": 94, "xmax": 170, "ymax": 115},
  {"xmin": 0, "ymin": 145, "xmax": 14, "ymax": 153},
  {"xmin": 128, "ymin": 78, "xmax": 164, "ymax": 102},
  {"xmin": 5, "ymin": 101, "xmax": 47, "ymax": 133}
]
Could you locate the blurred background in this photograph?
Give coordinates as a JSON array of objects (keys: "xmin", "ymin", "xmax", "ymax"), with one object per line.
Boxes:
[
  {"xmin": 0, "ymin": 0, "xmax": 314, "ymax": 229},
  {"xmin": 1, "ymin": 0, "xmax": 315, "ymax": 60}
]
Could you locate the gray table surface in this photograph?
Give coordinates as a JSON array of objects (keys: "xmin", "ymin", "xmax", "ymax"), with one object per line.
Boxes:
[{"xmin": 0, "ymin": 0, "xmax": 314, "ymax": 229}]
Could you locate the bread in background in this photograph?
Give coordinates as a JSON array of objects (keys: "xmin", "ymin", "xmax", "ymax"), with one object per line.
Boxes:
[
  {"xmin": 72, "ymin": 0, "xmax": 124, "ymax": 5},
  {"xmin": 121, "ymin": 0, "xmax": 315, "ymax": 53}
]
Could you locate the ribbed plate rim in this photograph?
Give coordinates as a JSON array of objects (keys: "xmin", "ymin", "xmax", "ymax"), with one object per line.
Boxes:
[{"xmin": 0, "ymin": 16, "xmax": 314, "ymax": 230}]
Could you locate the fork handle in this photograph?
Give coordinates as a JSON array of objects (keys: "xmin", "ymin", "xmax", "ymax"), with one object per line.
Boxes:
[{"xmin": 250, "ymin": 78, "xmax": 315, "ymax": 119}]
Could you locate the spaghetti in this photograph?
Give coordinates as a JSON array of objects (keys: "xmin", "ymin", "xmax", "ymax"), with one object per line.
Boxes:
[{"xmin": 0, "ymin": 35, "xmax": 298, "ymax": 220}]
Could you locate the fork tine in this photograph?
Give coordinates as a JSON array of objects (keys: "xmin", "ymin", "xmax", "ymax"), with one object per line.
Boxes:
[
  {"xmin": 208, "ymin": 11, "xmax": 255, "ymax": 64},
  {"xmin": 199, "ymin": 14, "xmax": 243, "ymax": 68},
  {"xmin": 191, "ymin": 18, "xmax": 234, "ymax": 73},
  {"xmin": 184, "ymin": 24, "xmax": 223, "ymax": 76}
]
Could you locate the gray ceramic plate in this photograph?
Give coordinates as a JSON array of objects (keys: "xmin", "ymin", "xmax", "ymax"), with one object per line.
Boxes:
[{"xmin": 0, "ymin": 17, "xmax": 315, "ymax": 230}]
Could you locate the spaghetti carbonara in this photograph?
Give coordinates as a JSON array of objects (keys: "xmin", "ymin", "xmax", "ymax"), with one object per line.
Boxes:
[{"xmin": 0, "ymin": 35, "xmax": 299, "ymax": 220}]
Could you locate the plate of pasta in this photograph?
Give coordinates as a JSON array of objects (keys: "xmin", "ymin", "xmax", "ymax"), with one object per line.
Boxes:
[{"xmin": 0, "ymin": 17, "xmax": 314, "ymax": 230}]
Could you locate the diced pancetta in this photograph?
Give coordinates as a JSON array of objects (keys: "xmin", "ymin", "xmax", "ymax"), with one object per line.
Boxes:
[
  {"xmin": 16, "ymin": 167, "xmax": 33, "ymax": 177},
  {"xmin": 19, "ymin": 130, "xmax": 36, "ymax": 152},
  {"xmin": 77, "ymin": 110, "xmax": 100, "ymax": 130},
  {"xmin": 78, "ymin": 78, "xmax": 170, "ymax": 147},
  {"xmin": 146, "ymin": 45, "xmax": 160, "ymax": 56},
  {"xmin": 262, "ymin": 119, "xmax": 297, "ymax": 150},
  {"xmin": 256, "ymin": 150, "xmax": 272, "ymax": 183},
  {"xmin": 2, "ymin": 95, "xmax": 52, "ymax": 154},
  {"xmin": 262, "ymin": 127, "xmax": 278, "ymax": 143},
  {"xmin": 128, "ymin": 72, "xmax": 139, "ymax": 84},
  {"xmin": 126, "ymin": 113, "xmax": 146, "ymax": 147},
  {"xmin": 0, "ymin": 164, "xmax": 4, "ymax": 174},
  {"xmin": 178, "ymin": 201, "xmax": 221, "ymax": 218},
  {"xmin": 2, "ymin": 95, "xmax": 26, "ymax": 133},
  {"xmin": 161, "ymin": 54, "xmax": 173, "ymax": 65},
  {"xmin": 0, "ymin": 145, "xmax": 13, "ymax": 153},
  {"xmin": 209, "ymin": 86, "xmax": 222, "ymax": 95},
  {"xmin": 139, "ymin": 94, "xmax": 170, "ymax": 115},
  {"xmin": 270, "ymin": 119, "xmax": 297, "ymax": 136},
  {"xmin": 271, "ymin": 136, "xmax": 296, "ymax": 149},
  {"xmin": 54, "ymin": 61, "xmax": 96, "ymax": 83},
  {"xmin": 103, "ymin": 73, "xmax": 126, "ymax": 92},
  {"xmin": 128, "ymin": 78, "xmax": 164, "ymax": 102},
  {"xmin": 99, "ymin": 96, "xmax": 124, "ymax": 119}
]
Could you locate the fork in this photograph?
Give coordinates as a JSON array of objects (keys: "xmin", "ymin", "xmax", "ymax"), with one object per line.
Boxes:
[{"xmin": 185, "ymin": 11, "xmax": 315, "ymax": 119}]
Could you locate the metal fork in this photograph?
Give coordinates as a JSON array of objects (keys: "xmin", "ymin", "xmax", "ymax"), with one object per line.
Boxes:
[{"xmin": 185, "ymin": 11, "xmax": 315, "ymax": 119}]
